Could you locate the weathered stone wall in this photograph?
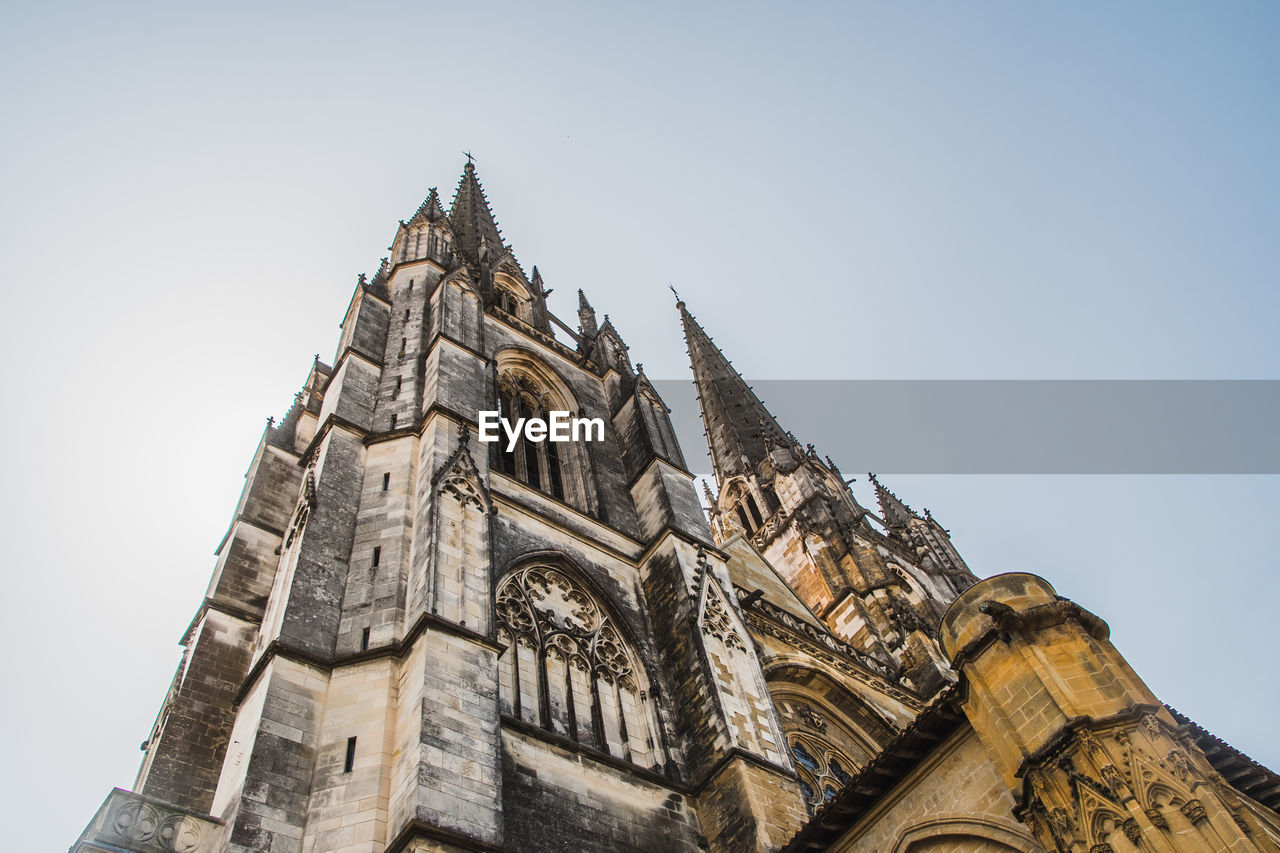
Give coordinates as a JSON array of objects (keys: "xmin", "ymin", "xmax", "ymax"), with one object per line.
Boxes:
[
  {"xmin": 278, "ymin": 428, "xmax": 365, "ymax": 659},
  {"xmin": 336, "ymin": 434, "xmax": 418, "ymax": 653},
  {"xmin": 136, "ymin": 610, "xmax": 257, "ymax": 812},
  {"xmin": 694, "ymin": 758, "xmax": 809, "ymax": 853},
  {"xmin": 828, "ymin": 727, "xmax": 1042, "ymax": 852},
  {"xmin": 217, "ymin": 657, "xmax": 329, "ymax": 853},
  {"xmin": 501, "ymin": 728, "xmax": 701, "ymax": 853},
  {"xmin": 301, "ymin": 658, "xmax": 397, "ymax": 853}
]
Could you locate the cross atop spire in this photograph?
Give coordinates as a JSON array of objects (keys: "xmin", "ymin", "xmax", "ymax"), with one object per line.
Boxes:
[
  {"xmin": 679, "ymin": 300, "xmax": 793, "ymax": 482},
  {"xmin": 448, "ymin": 159, "xmax": 504, "ymax": 264}
]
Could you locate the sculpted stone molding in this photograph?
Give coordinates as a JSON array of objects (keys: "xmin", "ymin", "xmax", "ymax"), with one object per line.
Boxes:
[
  {"xmin": 79, "ymin": 789, "xmax": 219, "ymax": 853},
  {"xmin": 1015, "ymin": 712, "xmax": 1275, "ymax": 853},
  {"xmin": 734, "ymin": 585, "xmax": 898, "ymax": 680},
  {"xmin": 701, "ymin": 588, "xmax": 746, "ymax": 651}
]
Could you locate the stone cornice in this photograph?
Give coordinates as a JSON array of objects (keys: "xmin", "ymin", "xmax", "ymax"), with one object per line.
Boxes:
[
  {"xmin": 739, "ymin": 595, "xmax": 920, "ymax": 707},
  {"xmin": 501, "ymin": 713, "xmax": 685, "ymax": 792},
  {"xmin": 385, "ymin": 818, "xmax": 512, "ymax": 853},
  {"xmin": 949, "ymin": 597, "xmax": 1110, "ymax": 671},
  {"xmin": 233, "ymin": 610, "xmax": 504, "ymax": 706}
]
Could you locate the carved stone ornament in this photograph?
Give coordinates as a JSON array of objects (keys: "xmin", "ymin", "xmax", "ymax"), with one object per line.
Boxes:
[
  {"xmin": 796, "ymin": 703, "xmax": 827, "ymax": 731},
  {"xmin": 1099, "ymin": 764, "xmax": 1128, "ymax": 800},
  {"xmin": 1047, "ymin": 806, "xmax": 1078, "ymax": 839},
  {"xmin": 701, "ymin": 586, "xmax": 746, "ymax": 651},
  {"xmin": 1181, "ymin": 798, "xmax": 1208, "ymax": 825},
  {"xmin": 284, "ymin": 461, "xmax": 319, "ymax": 548},
  {"xmin": 437, "ymin": 442, "xmax": 488, "ymax": 511},
  {"xmin": 1165, "ymin": 748, "xmax": 1194, "ymax": 783},
  {"xmin": 93, "ymin": 791, "xmax": 210, "ymax": 853}
]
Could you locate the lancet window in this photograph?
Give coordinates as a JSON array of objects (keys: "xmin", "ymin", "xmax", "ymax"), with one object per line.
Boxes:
[
  {"xmin": 495, "ymin": 371, "xmax": 566, "ymax": 502},
  {"xmin": 495, "ymin": 286, "xmax": 520, "ymax": 317},
  {"xmin": 495, "ymin": 564, "xmax": 661, "ymax": 770},
  {"xmin": 725, "ymin": 482, "xmax": 766, "ymax": 534}
]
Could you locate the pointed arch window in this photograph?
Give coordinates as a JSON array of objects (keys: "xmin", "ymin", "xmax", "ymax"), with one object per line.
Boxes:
[
  {"xmin": 496, "ymin": 287, "xmax": 518, "ymax": 316},
  {"xmin": 786, "ymin": 730, "xmax": 860, "ymax": 814},
  {"xmin": 495, "ymin": 373, "xmax": 565, "ymax": 502},
  {"xmin": 725, "ymin": 482, "xmax": 766, "ymax": 534},
  {"xmin": 495, "ymin": 564, "xmax": 662, "ymax": 770}
]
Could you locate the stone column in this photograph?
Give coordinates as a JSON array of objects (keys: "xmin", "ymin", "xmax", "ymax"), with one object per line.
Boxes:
[{"xmin": 940, "ymin": 573, "xmax": 1278, "ymax": 853}]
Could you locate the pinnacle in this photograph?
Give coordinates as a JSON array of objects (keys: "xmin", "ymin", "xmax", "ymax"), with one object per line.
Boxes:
[
  {"xmin": 869, "ymin": 473, "xmax": 919, "ymax": 528},
  {"xmin": 409, "ymin": 187, "xmax": 447, "ymax": 224}
]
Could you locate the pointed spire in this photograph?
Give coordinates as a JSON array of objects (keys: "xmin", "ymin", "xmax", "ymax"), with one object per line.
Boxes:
[
  {"xmin": 448, "ymin": 160, "xmax": 504, "ymax": 264},
  {"xmin": 410, "ymin": 187, "xmax": 447, "ymax": 224},
  {"xmin": 868, "ymin": 473, "xmax": 919, "ymax": 530},
  {"xmin": 578, "ymin": 288, "xmax": 599, "ymax": 338},
  {"xmin": 702, "ymin": 479, "xmax": 717, "ymax": 509},
  {"xmin": 679, "ymin": 299, "xmax": 793, "ymax": 482}
]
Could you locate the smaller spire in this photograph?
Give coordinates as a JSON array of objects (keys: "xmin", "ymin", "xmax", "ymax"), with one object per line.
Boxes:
[
  {"xmin": 410, "ymin": 187, "xmax": 447, "ymax": 224},
  {"xmin": 868, "ymin": 473, "xmax": 919, "ymax": 530},
  {"xmin": 578, "ymin": 288, "xmax": 599, "ymax": 338},
  {"xmin": 702, "ymin": 479, "xmax": 717, "ymax": 508}
]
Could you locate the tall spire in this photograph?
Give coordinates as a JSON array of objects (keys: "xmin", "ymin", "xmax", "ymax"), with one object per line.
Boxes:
[
  {"xmin": 868, "ymin": 472, "xmax": 919, "ymax": 530},
  {"xmin": 678, "ymin": 298, "xmax": 792, "ymax": 482},
  {"xmin": 447, "ymin": 160, "xmax": 504, "ymax": 263}
]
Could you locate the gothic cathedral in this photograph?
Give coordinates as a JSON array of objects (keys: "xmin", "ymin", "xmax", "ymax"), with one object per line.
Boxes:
[{"xmin": 74, "ymin": 162, "xmax": 1280, "ymax": 853}]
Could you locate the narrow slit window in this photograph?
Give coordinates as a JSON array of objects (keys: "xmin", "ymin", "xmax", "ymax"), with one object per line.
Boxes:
[
  {"xmin": 382, "ymin": 472, "xmax": 390, "ymax": 491},
  {"xmin": 344, "ymin": 737, "xmax": 357, "ymax": 773},
  {"xmin": 390, "ymin": 414, "xmax": 398, "ymax": 430},
  {"xmin": 404, "ymin": 309, "xmax": 410, "ymax": 321},
  {"xmin": 393, "ymin": 376, "xmax": 402, "ymax": 398},
  {"xmin": 372, "ymin": 547, "xmax": 381, "ymax": 567},
  {"xmin": 408, "ymin": 279, "xmax": 414, "ymax": 292},
  {"xmin": 361, "ymin": 627, "xmax": 370, "ymax": 651}
]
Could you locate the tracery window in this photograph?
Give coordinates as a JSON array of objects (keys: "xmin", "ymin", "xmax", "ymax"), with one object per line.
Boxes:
[
  {"xmin": 787, "ymin": 731, "xmax": 858, "ymax": 813},
  {"xmin": 495, "ymin": 564, "xmax": 660, "ymax": 770},
  {"xmin": 495, "ymin": 372, "xmax": 566, "ymax": 502}
]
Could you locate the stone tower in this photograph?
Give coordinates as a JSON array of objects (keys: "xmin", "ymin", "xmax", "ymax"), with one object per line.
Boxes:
[
  {"xmin": 73, "ymin": 163, "xmax": 1280, "ymax": 853},
  {"xmin": 74, "ymin": 162, "xmax": 807, "ymax": 853}
]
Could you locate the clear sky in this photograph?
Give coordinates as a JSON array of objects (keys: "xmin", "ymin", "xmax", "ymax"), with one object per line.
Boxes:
[{"xmin": 2, "ymin": 2, "xmax": 1277, "ymax": 846}]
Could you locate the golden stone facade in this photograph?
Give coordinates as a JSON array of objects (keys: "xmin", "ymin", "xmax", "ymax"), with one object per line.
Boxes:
[{"xmin": 74, "ymin": 163, "xmax": 1279, "ymax": 853}]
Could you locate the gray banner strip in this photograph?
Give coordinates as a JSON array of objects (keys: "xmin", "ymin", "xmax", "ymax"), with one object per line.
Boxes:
[{"xmin": 649, "ymin": 380, "xmax": 1280, "ymax": 474}]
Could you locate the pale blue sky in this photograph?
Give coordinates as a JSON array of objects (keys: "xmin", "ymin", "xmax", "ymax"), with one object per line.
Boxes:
[{"xmin": 2, "ymin": 2, "xmax": 1277, "ymax": 847}]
